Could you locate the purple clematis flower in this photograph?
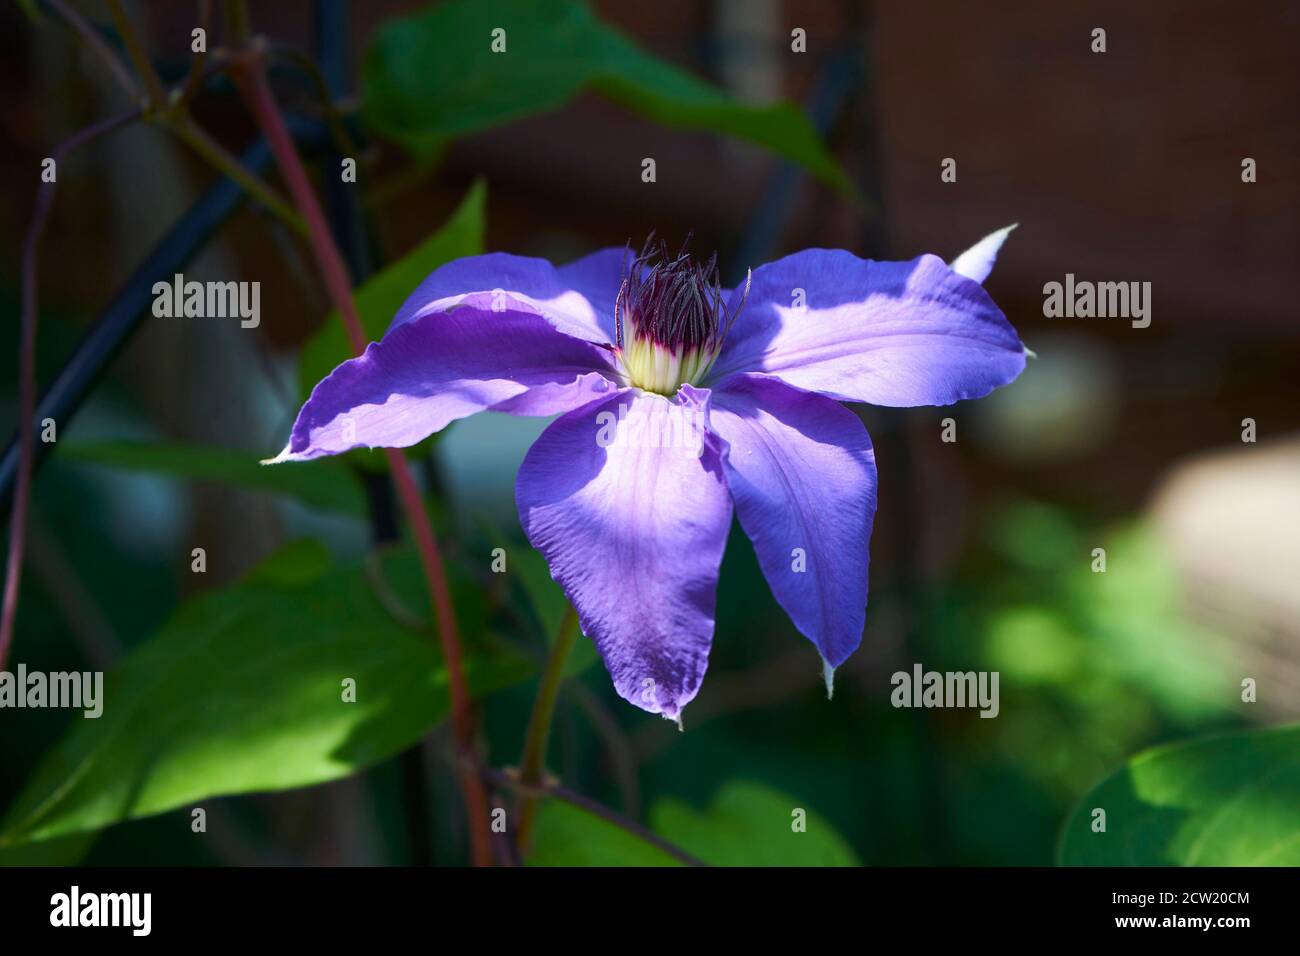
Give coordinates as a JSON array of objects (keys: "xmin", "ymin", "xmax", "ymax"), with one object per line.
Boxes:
[{"xmin": 271, "ymin": 226, "xmax": 1025, "ymax": 721}]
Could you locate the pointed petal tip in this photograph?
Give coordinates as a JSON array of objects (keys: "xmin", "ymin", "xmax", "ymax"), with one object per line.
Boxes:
[
  {"xmin": 822, "ymin": 659, "xmax": 836, "ymax": 700},
  {"xmin": 260, "ymin": 447, "xmax": 293, "ymax": 466},
  {"xmin": 949, "ymin": 224, "xmax": 1017, "ymax": 284},
  {"xmin": 661, "ymin": 710, "xmax": 685, "ymax": 731}
]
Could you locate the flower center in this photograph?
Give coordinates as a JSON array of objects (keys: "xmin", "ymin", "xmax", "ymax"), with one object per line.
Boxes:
[{"xmin": 614, "ymin": 236, "xmax": 748, "ymax": 396}]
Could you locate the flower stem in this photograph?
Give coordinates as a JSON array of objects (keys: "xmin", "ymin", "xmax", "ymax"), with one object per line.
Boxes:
[
  {"xmin": 515, "ymin": 605, "xmax": 580, "ymax": 854},
  {"xmin": 384, "ymin": 446, "xmax": 495, "ymax": 860},
  {"xmin": 232, "ymin": 52, "xmax": 493, "ymax": 867}
]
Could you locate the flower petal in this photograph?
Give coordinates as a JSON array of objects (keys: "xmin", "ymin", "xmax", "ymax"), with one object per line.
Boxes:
[
  {"xmin": 273, "ymin": 298, "xmax": 617, "ymax": 462},
  {"xmin": 516, "ymin": 388, "xmax": 732, "ymax": 719},
  {"xmin": 712, "ymin": 251, "xmax": 1025, "ymax": 407},
  {"xmin": 949, "ymin": 224, "xmax": 1016, "ymax": 284},
  {"xmin": 708, "ymin": 373, "xmax": 876, "ymax": 674},
  {"xmin": 390, "ymin": 249, "xmax": 628, "ymax": 345}
]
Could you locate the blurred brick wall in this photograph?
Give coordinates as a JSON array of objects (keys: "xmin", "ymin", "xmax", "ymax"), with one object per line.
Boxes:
[{"xmin": 876, "ymin": 0, "xmax": 1298, "ymax": 329}]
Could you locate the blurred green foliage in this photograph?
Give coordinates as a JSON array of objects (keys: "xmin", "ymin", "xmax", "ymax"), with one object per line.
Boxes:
[
  {"xmin": 362, "ymin": 0, "xmax": 853, "ymax": 193},
  {"xmin": 60, "ymin": 440, "xmax": 366, "ymax": 515}
]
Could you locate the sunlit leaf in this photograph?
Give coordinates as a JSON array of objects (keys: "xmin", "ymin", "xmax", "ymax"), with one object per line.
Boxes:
[
  {"xmin": 528, "ymin": 780, "xmax": 859, "ymax": 866},
  {"xmin": 652, "ymin": 781, "xmax": 860, "ymax": 866},
  {"xmin": 1058, "ymin": 725, "xmax": 1300, "ymax": 866},
  {"xmin": 528, "ymin": 800, "xmax": 683, "ymax": 867},
  {"xmin": 0, "ymin": 539, "xmax": 531, "ymax": 849}
]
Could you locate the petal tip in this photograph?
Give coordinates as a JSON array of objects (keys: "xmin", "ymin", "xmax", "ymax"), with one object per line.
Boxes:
[
  {"xmin": 950, "ymin": 224, "xmax": 1017, "ymax": 284},
  {"xmin": 822, "ymin": 659, "xmax": 836, "ymax": 700}
]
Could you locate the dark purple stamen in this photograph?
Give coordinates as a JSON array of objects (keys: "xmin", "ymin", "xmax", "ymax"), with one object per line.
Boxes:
[{"xmin": 615, "ymin": 234, "xmax": 746, "ymax": 353}]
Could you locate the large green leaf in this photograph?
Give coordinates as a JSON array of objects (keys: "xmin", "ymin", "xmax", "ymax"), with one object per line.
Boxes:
[
  {"xmin": 528, "ymin": 800, "xmax": 684, "ymax": 867},
  {"xmin": 60, "ymin": 440, "xmax": 365, "ymax": 514},
  {"xmin": 652, "ymin": 781, "xmax": 860, "ymax": 866},
  {"xmin": 362, "ymin": 0, "xmax": 851, "ymax": 194},
  {"xmin": 529, "ymin": 780, "xmax": 859, "ymax": 866},
  {"xmin": 297, "ymin": 179, "xmax": 487, "ymax": 399},
  {"xmin": 0, "ymin": 831, "xmax": 98, "ymax": 867},
  {"xmin": 1058, "ymin": 725, "xmax": 1300, "ymax": 866},
  {"xmin": 0, "ymin": 539, "xmax": 530, "ymax": 849}
]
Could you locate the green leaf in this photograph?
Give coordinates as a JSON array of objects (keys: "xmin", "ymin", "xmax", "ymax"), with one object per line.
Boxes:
[
  {"xmin": 512, "ymin": 544, "xmax": 569, "ymax": 641},
  {"xmin": 528, "ymin": 780, "xmax": 859, "ymax": 866},
  {"xmin": 528, "ymin": 800, "xmax": 684, "ymax": 867},
  {"xmin": 1058, "ymin": 725, "xmax": 1300, "ymax": 866},
  {"xmin": 0, "ymin": 539, "xmax": 531, "ymax": 849},
  {"xmin": 0, "ymin": 831, "xmax": 97, "ymax": 867},
  {"xmin": 297, "ymin": 179, "xmax": 487, "ymax": 399},
  {"xmin": 588, "ymin": 33, "xmax": 852, "ymax": 194},
  {"xmin": 60, "ymin": 440, "xmax": 365, "ymax": 514},
  {"xmin": 653, "ymin": 781, "xmax": 861, "ymax": 866},
  {"xmin": 362, "ymin": 0, "xmax": 852, "ymax": 194},
  {"xmin": 485, "ymin": 526, "xmax": 598, "ymax": 676}
]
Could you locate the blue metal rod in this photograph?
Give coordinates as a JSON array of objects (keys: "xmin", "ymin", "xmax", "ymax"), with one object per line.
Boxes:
[{"xmin": 0, "ymin": 118, "xmax": 329, "ymax": 516}]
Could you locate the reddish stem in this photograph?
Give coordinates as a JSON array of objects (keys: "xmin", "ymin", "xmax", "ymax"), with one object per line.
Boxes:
[
  {"xmin": 233, "ymin": 54, "xmax": 493, "ymax": 867},
  {"xmin": 385, "ymin": 447, "xmax": 494, "ymax": 858},
  {"xmin": 1, "ymin": 108, "xmax": 141, "ymax": 671}
]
